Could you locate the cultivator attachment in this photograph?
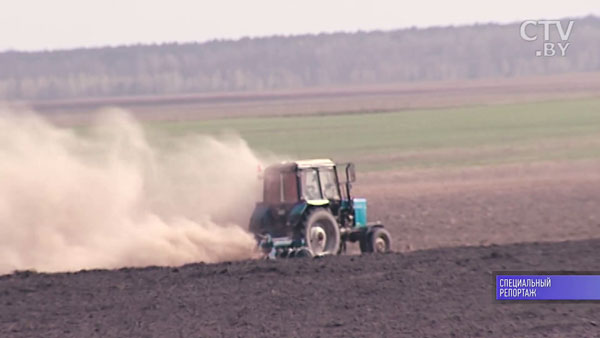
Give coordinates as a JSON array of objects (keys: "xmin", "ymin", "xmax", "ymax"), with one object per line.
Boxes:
[{"xmin": 258, "ymin": 235, "xmax": 313, "ymax": 259}]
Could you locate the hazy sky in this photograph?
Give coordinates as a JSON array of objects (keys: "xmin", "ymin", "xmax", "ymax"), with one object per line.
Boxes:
[{"xmin": 1, "ymin": 0, "xmax": 598, "ymax": 51}]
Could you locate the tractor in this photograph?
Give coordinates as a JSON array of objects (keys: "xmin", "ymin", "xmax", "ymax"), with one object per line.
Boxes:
[{"xmin": 249, "ymin": 159, "xmax": 391, "ymax": 258}]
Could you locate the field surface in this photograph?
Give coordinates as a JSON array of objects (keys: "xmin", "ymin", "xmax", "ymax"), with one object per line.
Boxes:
[
  {"xmin": 150, "ymin": 97, "xmax": 600, "ymax": 171},
  {"xmin": 3, "ymin": 157, "xmax": 600, "ymax": 337},
  {"xmin": 4, "ymin": 75, "xmax": 600, "ymax": 337},
  {"xmin": 28, "ymin": 72, "xmax": 600, "ymax": 124},
  {"xmin": 3, "ymin": 239, "xmax": 600, "ymax": 337}
]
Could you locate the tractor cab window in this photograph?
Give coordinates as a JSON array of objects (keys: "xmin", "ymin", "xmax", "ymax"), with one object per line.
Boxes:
[
  {"xmin": 300, "ymin": 169, "xmax": 322, "ymax": 200},
  {"xmin": 281, "ymin": 171, "xmax": 298, "ymax": 203},
  {"xmin": 264, "ymin": 169, "xmax": 298, "ymax": 204},
  {"xmin": 264, "ymin": 170, "xmax": 280, "ymax": 204},
  {"xmin": 319, "ymin": 168, "xmax": 340, "ymax": 200}
]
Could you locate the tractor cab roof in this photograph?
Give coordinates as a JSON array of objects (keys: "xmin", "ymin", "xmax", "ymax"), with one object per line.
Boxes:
[
  {"xmin": 264, "ymin": 159, "xmax": 336, "ymax": 173},
  {"xmin": 294, "ymin": 159, "xmax": 335, "ymax": 169}
]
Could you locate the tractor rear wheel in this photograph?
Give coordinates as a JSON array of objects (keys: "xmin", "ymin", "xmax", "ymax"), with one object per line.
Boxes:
[
  {"xmin": 303, "ymin": 209, "xmax": 341, "ymax": 256},
  {"xmin": 361, "ymin": 227, "xmax": 392, "ymax": 253}
]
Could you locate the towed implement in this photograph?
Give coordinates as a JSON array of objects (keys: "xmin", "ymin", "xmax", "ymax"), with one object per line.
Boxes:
[{"xmin": 249, "ymin": 159, "xmax": 391, "ymax": 258}]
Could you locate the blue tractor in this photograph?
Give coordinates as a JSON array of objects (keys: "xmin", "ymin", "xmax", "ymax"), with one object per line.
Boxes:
[{"xmin": 249, "ymin": 159, "xmax": 392, "ymax": 258}]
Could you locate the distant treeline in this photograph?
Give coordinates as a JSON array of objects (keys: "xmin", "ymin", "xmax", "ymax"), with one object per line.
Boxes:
[{"xmin": 1, "ymin": 16, "xmax": 599, "ymax": 101}]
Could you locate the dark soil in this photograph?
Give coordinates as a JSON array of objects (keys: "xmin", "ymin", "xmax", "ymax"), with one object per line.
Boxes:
[{"xmin": 2, "ymin": 239, "xmax": 600, "ymax": 338}]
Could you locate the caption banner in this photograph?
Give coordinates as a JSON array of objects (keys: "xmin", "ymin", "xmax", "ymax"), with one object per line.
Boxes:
[{"xmin": 496, "ymin": 274, "xmax": 600, "ymax": 301}]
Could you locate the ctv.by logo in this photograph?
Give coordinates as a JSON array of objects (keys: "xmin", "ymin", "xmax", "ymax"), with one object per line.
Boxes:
[{"xmin": 520, "ymin": 20, "xmax": 574, "ymax": 57}]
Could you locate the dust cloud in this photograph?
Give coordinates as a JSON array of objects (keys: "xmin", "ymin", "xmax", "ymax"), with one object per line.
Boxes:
[{"xmin": 0, "ymin": 109, "xmax": 264, "ymax": 274}]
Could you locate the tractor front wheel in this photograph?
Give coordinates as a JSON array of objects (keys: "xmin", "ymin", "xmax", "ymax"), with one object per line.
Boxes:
[{"xmin": 361, "ymin": 227, "xmax": 392, "ymax": 253}]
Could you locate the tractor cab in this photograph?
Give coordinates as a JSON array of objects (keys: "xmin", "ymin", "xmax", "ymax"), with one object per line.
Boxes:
[
  {"xmin": 262, "ymin": 159, "xmax": 346, "ymax": 207},
  {"xmin": 249, "ymin": 159, "xmax": 391, "ymax": 257}
]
